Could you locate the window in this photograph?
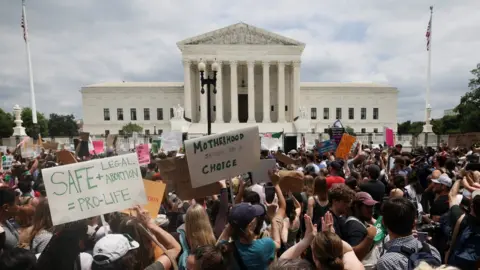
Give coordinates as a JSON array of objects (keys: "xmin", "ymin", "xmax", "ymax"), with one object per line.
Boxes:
[
  {"xmin": 373, "ymin": 108, "xmax": 379, "ymax": 120},
  {"xmin": 158, "ymin": 129, "xmax": 163, "ymax": 135},
  {"xmin": 311, "ymin": 108, "xmax": 317, "ymax": 120},
  {"xmin": 374, "ymin": 128, "xmax": 378, "ymax": 133},
  {"xmin": 105, "ymin": 130, "xmax": 110, "ymax": 136},
  {"xmin": 118, "ymin": 130, "xmax": 123, "ymax": 135},
  {"xmin": 361, "ymin": 108, "xmax": 366, "ymax": 120},
  {"xmin": 199, "ymin": 106, "xmax": 201, "ymax": 112},
  {"xmin": 145, "ymin": 129, "xmax": 150, "ymax": 135},
  {"xmin": 213, "ymin": 106, "xmax": 216, "ymax": 112},
  {"xmin": 271, "ymin": 105, "xmax": 274, "ymax": 112},
  {"xmin": 361, "ymin": 128, "xmax": 366, "ymax": 133},
  {"xmin": 170, "ymin": 108, "xmax": 174, "ymax": 118},
  {"xmin": 323, "ymin": 108, "xmax": 329, "ymax": 120},
  {"xmin": 130, "ymin": 108, "xmax": 137, "ymax": 121},
  {"xmin": 103, "ymin": 109, "xmax": 110, "ymax": 121},
  {"xmin": 157, "ymin": 108, "xmax": 163, "ymax": 120},
  {"xmin": 324, "ymin": 128, "xmax": 329, "ymax": 133},
  {"xmin": 117, "ymin": 108, "xmax": 124, "ymax": 121},
  {"xmin": 348, "ymin": 108, "xmax": 354, "ymax": 120},
  {"xmin": 285, "ymin": 106, "xmax": 288, "ymax": 111},
  {"xmin": 143, "ymin": 108, "xmax": 150, "ymax": 121},
  {"xmin": 336, "ymin": 108, "xmax": 342, "ymax": 120}
]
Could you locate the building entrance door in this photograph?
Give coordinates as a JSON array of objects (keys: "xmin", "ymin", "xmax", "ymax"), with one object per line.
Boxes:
[{"xmin": 238, "ymin": 94, "xmax": 248, "ymax": 123}]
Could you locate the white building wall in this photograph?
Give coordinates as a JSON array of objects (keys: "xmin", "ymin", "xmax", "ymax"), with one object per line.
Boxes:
[
  {"xmin": 300, "ymin": 83, "xmax": 398, "ymax": 133},
  {"xmin": 81, "ymin": 83, "xmax": 183, "ymax": 135}
]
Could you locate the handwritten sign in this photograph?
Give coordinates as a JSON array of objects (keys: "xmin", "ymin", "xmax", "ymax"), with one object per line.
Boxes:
[
  {"xmin": 123, "ymin": 179, "xmax": 166, "ymax": 219},
  {"xmin": 136, "ymin": 144, "xmax": 150, "ymax": 166},
  {"xmin": 42, "ymin": 153, "xmax": 147, "ymax": 225},
  {"xmin": 316, "ymin": 139, "xmax": 337, "ymax": 154},
  {"xmin": 161, "ymin": 131, "xmax": 183, "ymax": 152},
  {"xmin": 184, "ymin": 126, "xmax": 260, "ymax": 188},
  {"xmin": 335, "ymin": 134, "xmax": 356, "ymax": 160}
]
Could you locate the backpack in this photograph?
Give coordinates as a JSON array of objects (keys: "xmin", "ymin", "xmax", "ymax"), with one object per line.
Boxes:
[
  {"xmin": 386, "ymin": 242, "xmax": 441, "ymax": 270},
  {"xmin": 446, "ymin": 214, "xmax": 480, "ymax": 269}
]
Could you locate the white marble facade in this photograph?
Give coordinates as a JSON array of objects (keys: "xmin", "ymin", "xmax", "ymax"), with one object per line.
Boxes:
[{"xmin": 81, "ymin": 23, "xmax": 398, "ymax": 136}]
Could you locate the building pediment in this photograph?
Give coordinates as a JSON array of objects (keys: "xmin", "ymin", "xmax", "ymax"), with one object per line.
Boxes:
[{"xmin": 177, "ymin": 22, "xmax": 305, "ymax": 47}]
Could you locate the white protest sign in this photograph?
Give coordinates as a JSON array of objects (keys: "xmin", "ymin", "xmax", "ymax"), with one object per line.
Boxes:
[
  {"xmin": 251, "ymin": 159, "xmax": 277, "ymax": 184},
  {"xmin": 161, "ymin": 131, "xmax": 183, "ymax": 152},
  {"xmin": 42, "ymin": 153, "xmax": 147, "ymax": 225},
  {"xmin": 184, "ymin": 126, "xmax": 260, "ymax": 188}
]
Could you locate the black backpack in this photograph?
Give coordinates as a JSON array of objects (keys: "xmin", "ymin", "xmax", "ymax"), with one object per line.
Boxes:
[{"xmin": 387, "ymin": 242, "xmax": 441, "ymax": 270}]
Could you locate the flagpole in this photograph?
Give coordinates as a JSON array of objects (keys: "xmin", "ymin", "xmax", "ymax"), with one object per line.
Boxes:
[
  {"xmin": 22, "ymin": 0, "xmax": 38, "ymax": 125},
  {"xmin": 423, "ymin": 6, "xmax": 433, "ymax": 133}
]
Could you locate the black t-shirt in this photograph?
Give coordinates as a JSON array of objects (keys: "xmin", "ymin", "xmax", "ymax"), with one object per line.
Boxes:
[
  {"xmin": 359, "ymin": 180, "xmax": 386, "ymax": 203},
  {"xmin": 430, "ymin": 195, "xmax": 449, "ymax": 217},
  {"xmin": 330, "ymin": 210, "xmax": 346, "ymax": 240},
  {"xmin": 344, "ymin": 217, "xmax": 367, "ymax": 246}
]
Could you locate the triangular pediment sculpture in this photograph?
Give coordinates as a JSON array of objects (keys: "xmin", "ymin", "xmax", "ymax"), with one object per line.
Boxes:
[{"xmin": 177, "ymin": 22, "xmax": 305, "ymax": 46}]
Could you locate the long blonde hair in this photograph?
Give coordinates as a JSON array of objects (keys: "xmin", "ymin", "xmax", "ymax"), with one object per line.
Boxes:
[{"xmin": 185, "ymin": 204, "xmax": 216, "ymax": 250}]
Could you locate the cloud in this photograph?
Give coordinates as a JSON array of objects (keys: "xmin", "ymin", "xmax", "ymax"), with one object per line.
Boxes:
[{"xmin": 1, "ymin": 0, "xmax": 479, "ymax": 123}]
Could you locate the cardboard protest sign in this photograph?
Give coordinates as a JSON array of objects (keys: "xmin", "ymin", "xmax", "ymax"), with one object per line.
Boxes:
[
  {"xmin": 184, "ymin": 126, "xmax": 260, "ymax": 188},
  {"xmin": 270, "ymin": 170, "xmax": 304, "ymax": 193},
  {"xmin": 106, "ymin": 134, "xmax": 117, "ymax": 150},
  {"xmin": 123, "ymin": 179, "xmax": 166, "ymax": 219},
  {"xmin": 251, "ymin": 159, "xmax": 276, "ymax": 184},
  {"xmin": 157, "ymin": 156, "xmax": 221, "ymax": 200},
  {"xmin": 273, "ymin": 152, "xmax": 296, "ymax": 165},
  {"xmin": 316, "ymin": 139, "xmax": 337, "ymax": 155},
  {"xmin": 57, "ymin": 150, "xmax": 77, "ymax": 165},
  {"xmin": 136, "ymin": 144, "xmax": 150, "ymax": 166},
  {"xmin": 335, "ymin": 133, "xmax": 356, "ymax": 160},
  {"xmin": 43, "ymin": 141, "xmax": 59, "ymax": 151},
  {"xmin": 42, "ymin": 153, "xmax": 147, "ymax": 225}
]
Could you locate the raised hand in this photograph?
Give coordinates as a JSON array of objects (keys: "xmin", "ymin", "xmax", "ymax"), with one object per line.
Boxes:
[
  {"xmin": 304, "ymin": 214, "xmax": 317, "ymax": 236},
  {"xmin": 321, "ymin": 211, "xmax": 335, "ymax": 233}
]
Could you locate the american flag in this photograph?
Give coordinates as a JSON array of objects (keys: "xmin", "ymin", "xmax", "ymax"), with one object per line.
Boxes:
[
  {"xmin": 21, "ymin": 8, "xmax": 28, "ymax": 42},
  {"xmin": 426, "ymin": 6, "xmax": 433, "ymax": 51}
]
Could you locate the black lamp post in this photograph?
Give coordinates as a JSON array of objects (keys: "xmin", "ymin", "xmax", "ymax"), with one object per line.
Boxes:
[{"xmin": 198, "ymin": 60, "xmax": 218, "ymax": 135}]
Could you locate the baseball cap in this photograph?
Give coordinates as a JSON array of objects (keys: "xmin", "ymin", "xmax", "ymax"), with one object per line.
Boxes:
[
  {"xmin": 330, "ymin": 161, "xmax": 342, "ymax": 171},
  {"xmin": 355, "ymin": 192, "xmax": 378, "ymax": 206},
  {"xmin": 431, "ymin": 174, "xmax": 452, "ymax": 188},
  {"xmin": 289, "ymin": 149, "xmax": 298, "ymax": 155},
  {"xmin": 93, "ymin": 234, "xmax": 139, "ymax": 265},
  {"xmin": 228, "ymin": 203, "xmax": 265, "ymax": 230}
]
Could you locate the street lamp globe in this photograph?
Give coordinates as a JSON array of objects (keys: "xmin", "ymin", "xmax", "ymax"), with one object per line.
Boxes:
[
  {"xmin": 211, "ymin": 61, "xmax": 219, "ymax": 72},
  {"xmin": 198, "ymin": 61, "xmax": 206, "ymax": 72}
]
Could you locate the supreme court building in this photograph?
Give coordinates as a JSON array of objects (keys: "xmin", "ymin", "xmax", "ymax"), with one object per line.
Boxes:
[{"xmin": 81, "ymin": 22, "xmax": 398, "ymax": 137}]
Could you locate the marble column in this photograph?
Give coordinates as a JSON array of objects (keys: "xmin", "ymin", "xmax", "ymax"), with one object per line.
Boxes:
[
  {"xmin": 277, "ymin": 61, "xmax": 286, "ymax": 123},
  {"xmin": 293, "ymin": 61, "xmax": 301, "ymax": 119},
  {"xmin": 199, "ymin": 62, "xmax": 208, "ymax": 123},
  {"xmin": 230, "ymin": 60, "xmax": 239, "ymax": 123},
  {"xmin": 262, "ymin": 61, "xmax": 271, "ymax": 123},
  {"xmin": 247, "ymin": 60, "xmax": 255, "ymax": 123},
  {"xmin": 183, "ymin": 59, "xmax": 191, "ymax": 119},
  {"xmin": 215, "ymin": 60, "xmax": 224, "ymax": 123}
]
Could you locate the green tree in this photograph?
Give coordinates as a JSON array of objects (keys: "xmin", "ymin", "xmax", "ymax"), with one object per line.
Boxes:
[
  {"xmin": 432, "ymin": 115, "xmax": 460, "ymax": 135},
  {"xmin": 0, "ymin": 109, "xmax": 14, "ymax": 138},
  {"xmin": 20, "ymin": 107, "xmax": 48, "ymax": 138},
  {"xmin": 120, "ymin": 122, "xmax": 143, "ymax": 134},
  {"xmin": 455, "ymin": 63, "xmax": 480, "ymax": 132},
  {"xmin": 48, "ymin": 113, "xmax": 79, "ymax": 138},
  {"xmin": 397, "ymin": 121, "xmax": 412, "ymax": 134}
]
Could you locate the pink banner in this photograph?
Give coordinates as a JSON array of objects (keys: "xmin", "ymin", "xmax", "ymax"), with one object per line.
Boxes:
[
  {"xmin": 385, "ymin": 127, "xmax": 394, "ymax": 147},
  {"xmin": 136, "ymin": 144, "xmax": 150, "ymax": 166},
  {"xmin": 92, "ymin": 140, "xmax": 104, "ymax": 154}
]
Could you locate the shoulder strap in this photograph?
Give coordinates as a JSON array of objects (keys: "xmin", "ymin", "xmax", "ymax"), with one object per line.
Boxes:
[
  {"xmin": 445, "ymin": 214, "xmax": 466, "ymax": 263},
  {"xmin": 232, "ymin": 242, "xmax": 248, "ymax": 270},
  {"xmin": 345, "ymin": 216, "xmax": 367, "ymax": 229},
  {"xmin": 387, "ymin": 245, "xmax": 415, "ymax": 257}
]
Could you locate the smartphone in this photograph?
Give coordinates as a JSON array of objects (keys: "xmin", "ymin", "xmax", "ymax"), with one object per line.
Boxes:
[
  {"xmin": 265, "ymin": 186, "xmax": 275, "ymax": 204},
  {"xmin": 417, "ymin": 232, "xmax": 428, "ymax": 242}
]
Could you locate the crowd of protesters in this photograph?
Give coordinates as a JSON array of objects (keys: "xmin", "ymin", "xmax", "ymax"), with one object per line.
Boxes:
[{"xmin": 0, "ymin": 140, "xmax": 479, "ymax": 270}]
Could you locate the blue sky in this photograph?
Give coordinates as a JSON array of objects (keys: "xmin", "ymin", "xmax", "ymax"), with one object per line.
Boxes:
[{"xmin": 1, "ymin": 0, "xmax": 479, "ymax": 123}]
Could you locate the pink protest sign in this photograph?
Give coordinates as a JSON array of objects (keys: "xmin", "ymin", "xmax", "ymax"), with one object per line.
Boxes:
[
  {"xmin": 384, "ymin": 127, "xmax": 394, "ymax": 146},
  {"xmin": 136, "ymin": 144, "xmax": 150, "ymax": 166},
  {"xmin": 92, "ymin": 140, "xmax": 104, "ymax": 154}
]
